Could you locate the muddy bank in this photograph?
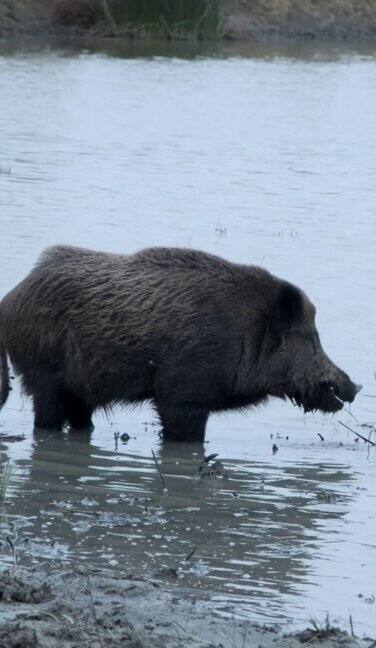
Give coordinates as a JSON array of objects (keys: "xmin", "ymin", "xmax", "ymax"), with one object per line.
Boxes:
[
  {"xmin": 225, "ymin": 0, "xmax": 376, "ymax": 40},
  {"xmin": 1, "ymin": 0, "xmax": 376, "ymax": 40},
  {"xmin": 0, "ymin": 567, "xmax": 373, "ymax": 648},
  {"xmin": 0, "ymin": 1, "xmax": 52, "ymax": 37}
]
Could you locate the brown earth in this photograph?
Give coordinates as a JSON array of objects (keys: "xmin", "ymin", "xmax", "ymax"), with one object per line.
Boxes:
[
  {"xmin": 225, "ymin": 0, "xmax": 376, "ymax": 40},
  {"xmin": 1, "ymin": 0, "xmax": 376, "ymax": 40},
  {"xmin": 0, "ymin": 0, "xmax": 51, "ymax": 35}
]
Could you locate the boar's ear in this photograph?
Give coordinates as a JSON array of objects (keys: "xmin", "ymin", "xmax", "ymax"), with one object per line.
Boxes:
[
  {"xmin": 272, "ymin": 283, "xmax": 304, "ymax": 331},
  {"xmin": 258, "ymin": 283, "xmax": 304, "ymax": 356}
]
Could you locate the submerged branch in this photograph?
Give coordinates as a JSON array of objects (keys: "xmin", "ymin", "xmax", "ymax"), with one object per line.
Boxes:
[
  {"xmin": 338, "ymin": 420, "xmax": 376, "ymax": 446},
  {"xmin": 151, "ymin": 450, "xmax": 168, "ymax": 491}
]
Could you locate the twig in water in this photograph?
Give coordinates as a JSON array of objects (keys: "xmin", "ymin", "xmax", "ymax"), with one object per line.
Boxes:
[
  {"xmin": 0, "ymin": 434, "xmax": 25, "ymax": 442},
  {"xmin": 151, "ymin": 450, "xmax": 167, "ymax": 491},
  {"xmin": 344, "ymin": 408, "xmax": 359, "ymax": 422},
  {"xmin": 86, "ymin": 575, "xmax": 104, "ymax": 648},
  {"xmin": 185, "ymin": 546, "xmax": 197, "ymax": 561},
  {"xmin": 204, "ymin": 453, "xmax": 218, "ymax": 464},
  {"xmin": 172, "ymin": 620, "xmax": 214, "ymax": 647},
  {"xmin": 349, "ymin": 614, "xmax": 354, "ymax": 637},
  {"xmin": 339, "ymin": 421, "xmax": 376, "ymax": 446},
  {"xmin": 6, "ymin": 536, "xmax": 17, "ymax": 571},
  {"xmin": 215, "ymin": 219, "xmax": 227, "ymax": 236}
]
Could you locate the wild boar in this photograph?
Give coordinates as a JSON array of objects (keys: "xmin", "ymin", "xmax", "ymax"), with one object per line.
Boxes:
[{"xmin": 0, "ymin": 246, "xmax": 361, "ymax": 441}]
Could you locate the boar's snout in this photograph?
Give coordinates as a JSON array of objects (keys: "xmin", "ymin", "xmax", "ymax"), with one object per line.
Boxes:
[
  {"xmin": 261, "ymin": 281, "xmax": 362, "ymax": 417},
  {"xmin": 302, "ymin": 368, "xmax": 362, "ymax": 414},
  {"xmin": 336, "ymin": 377, "xmax": 362, "ymax": 404}
]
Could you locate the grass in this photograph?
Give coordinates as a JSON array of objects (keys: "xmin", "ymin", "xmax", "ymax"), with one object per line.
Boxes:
[
  {"xmin": 53, "ymin": 0, "xmax": 225, "ymax": 39},
  {"xmin": 2, "ymin": 0, "xmax": 376, "ymax": 39},
  {"xmin": 111, "ymin": 0, "xmax": 224, "ymax": 39},
  {"xmin": 296, "ymin": 613, "xmax": 351, "ymax": 644}
]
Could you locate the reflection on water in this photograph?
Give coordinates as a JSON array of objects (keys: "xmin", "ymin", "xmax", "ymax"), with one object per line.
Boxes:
[
  {"xmin": 0, "ymin": 430, "xmax": 356, "ymax": 601},
  {"xmin": 1, "ymin": 36, "xmax": 376, "ymax": 61},
  {"xmin": 1, "ymin": 410, "xmax": 375, "ymax": 631},
  {"xmin": 0, "ymin": 37, "xmax": 376, "ymax": 634}
]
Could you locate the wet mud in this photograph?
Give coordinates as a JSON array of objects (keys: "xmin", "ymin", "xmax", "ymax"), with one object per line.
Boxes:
[
  {"xmin": 225, "ymin": 0, "xmax": 376, "ymax": 40},
  {"xmin": 0, "ymin": 566, "xmax": 373, "ymax": 648}
]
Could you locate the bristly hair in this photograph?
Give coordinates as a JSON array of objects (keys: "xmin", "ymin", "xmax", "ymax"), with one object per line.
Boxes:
[{"xmin": 0, "ymin": 336, "xmax": 10, "ymax": 409}]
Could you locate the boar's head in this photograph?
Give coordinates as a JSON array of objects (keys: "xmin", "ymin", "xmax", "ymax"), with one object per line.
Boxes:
[{"xmin": 260, "ymin": 283, "xmax": 361, "ymax": 413}]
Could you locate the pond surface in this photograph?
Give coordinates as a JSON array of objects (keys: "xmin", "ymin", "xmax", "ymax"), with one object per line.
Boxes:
[{"xmin": 0, "ymin": 37, "xmax": 376, "ymax": 637}]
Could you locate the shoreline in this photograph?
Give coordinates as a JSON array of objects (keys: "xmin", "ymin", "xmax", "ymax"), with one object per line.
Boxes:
[
  {"xmin": 0, "ymin": 566, "xmax": 373, "ymax": 648},
  {"xmin": 1, "ymin": 1, "xmax": 376, "ymax": 42}
]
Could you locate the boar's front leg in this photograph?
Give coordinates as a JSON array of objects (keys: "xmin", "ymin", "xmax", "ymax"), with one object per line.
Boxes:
[
  {"xmin": 63, "ymin": 390, "xmax": 94, "ymax": 431},
  {"xmin": 25, "ymin": 371, "xmax": 67, "ymax": 431},
  {"xmin": 155, "ymin": 399, "xmax": 209, "ymax": 442}
]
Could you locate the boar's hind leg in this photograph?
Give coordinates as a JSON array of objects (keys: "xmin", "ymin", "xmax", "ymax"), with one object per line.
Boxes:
[
  {"xmin": 64, "ymin": 390, "xmax": 94, "ymax": 431},
  {"xmin": 155, "ymin": 400, "xmax": 209, "ymax": 442}
]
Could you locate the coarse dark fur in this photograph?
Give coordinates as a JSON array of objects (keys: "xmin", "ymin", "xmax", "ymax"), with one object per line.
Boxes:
[{"xmin": 0, "ymin": 246, "xmax": 361, "ymax": 441}]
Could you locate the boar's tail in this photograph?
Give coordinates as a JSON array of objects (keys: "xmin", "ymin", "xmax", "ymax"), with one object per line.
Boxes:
[{"xmin": 0, "ymin": 334, "xmax": 10, "ymax": 409}]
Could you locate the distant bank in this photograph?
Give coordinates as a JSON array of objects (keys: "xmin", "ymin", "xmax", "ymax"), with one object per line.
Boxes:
[{"xmin": 1, "ymin": 0, "xmax": 376, "ymax": 40}]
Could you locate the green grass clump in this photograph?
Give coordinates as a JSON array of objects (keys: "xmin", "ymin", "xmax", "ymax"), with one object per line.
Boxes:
[{"xmin": 107, "ymin": 0, "xmax": 224, "ymax": 39}]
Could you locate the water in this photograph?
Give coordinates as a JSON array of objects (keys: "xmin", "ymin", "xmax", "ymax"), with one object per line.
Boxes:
[{"xmin": 0, "ymin": 37, "xmax": 376, "ymax": 636}]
